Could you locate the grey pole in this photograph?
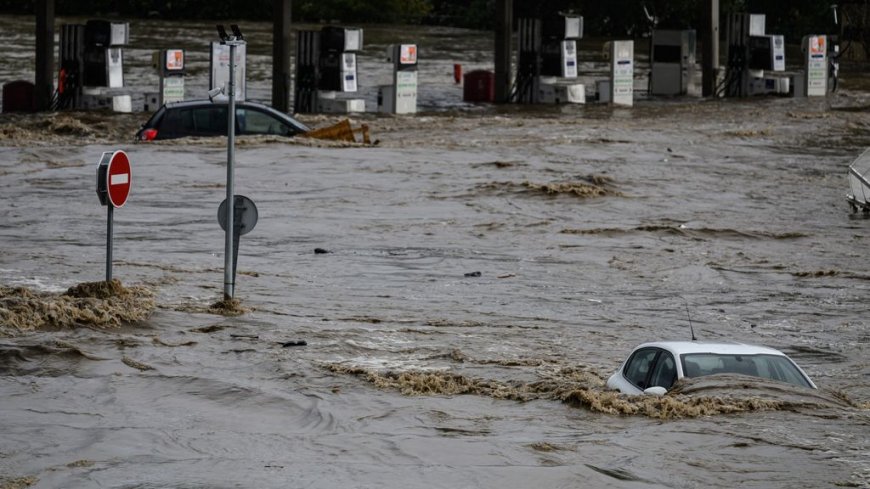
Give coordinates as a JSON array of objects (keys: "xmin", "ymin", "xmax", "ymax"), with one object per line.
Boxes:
[
  {"xmin": 224, "ymin": 43, "xmax": 237, "ymax": 300},
  {"xmin": 702, "ymin": 0, "xmax": 720, "ymax": 97},
  {"xmin": 106, "ymin": 205, "xmax": 113, "ymax": 282},
  {"xmin": 494, "ymin": 0, "xmax": 513, "ymax": 103},
  {"xmin": 35, "ymin": 0, "xmax": 55, "ymax": 111},
  {"xmin": 272, "ymin": 0, "xmax": 292, "ymax": 112}
]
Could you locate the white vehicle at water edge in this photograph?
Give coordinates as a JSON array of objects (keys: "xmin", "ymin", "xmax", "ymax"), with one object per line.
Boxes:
[
  {"xmin": 847, "ymin": 147, "xmax": 870, "ymax": 213},
  {"xmin": 606, "ymin": 341, "xmax": 817, "ymax": 396}
]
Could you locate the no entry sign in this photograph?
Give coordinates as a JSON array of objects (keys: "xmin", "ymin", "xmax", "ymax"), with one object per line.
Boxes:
[
  {"xmin": 95, "ymin": 150, "xmax": 132, "ymax": 282},
  {"xmin": 97, "ymin": 150, "xmax": 132, "ymax": 208}
]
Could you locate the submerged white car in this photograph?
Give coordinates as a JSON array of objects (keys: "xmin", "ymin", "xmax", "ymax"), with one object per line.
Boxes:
[{"xmin": 606, "ymin": 341, "xmax": 817, "ymax": 395}]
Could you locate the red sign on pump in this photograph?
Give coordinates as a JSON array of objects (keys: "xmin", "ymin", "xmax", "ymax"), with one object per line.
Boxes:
[{"xmin": 106, "ymin": 150, "xmax": 131, "ymax": 208}]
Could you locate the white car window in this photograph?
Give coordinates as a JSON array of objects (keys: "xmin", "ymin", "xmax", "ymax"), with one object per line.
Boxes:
[{"xmin": 681, "ymin": 353, "xmax": 812, "ymax": 388}]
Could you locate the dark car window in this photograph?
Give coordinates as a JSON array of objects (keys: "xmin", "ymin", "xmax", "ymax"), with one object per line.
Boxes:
[
  {"xmin": 159, "ymin": 108, "xmax": 194, "ymax": 136},
  {"xmin": 237, "ymin": 107, "xmax": 291, "ymax": 136},
  {"xmin": 623, "ymin": 348, "xmax": 659, "ymax": 389},
  {"xmin": 192, "ymin": 106, "xmax": 228, "ymax": 135},
  {"xmin": 649, "ymin": 351, "xmax": 677, "ymax": 389}
]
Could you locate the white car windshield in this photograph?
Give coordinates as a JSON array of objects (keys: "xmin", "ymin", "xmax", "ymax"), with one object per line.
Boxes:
[{"xmin": 681, "ymin": 353, "xmax": 812, "ymax": 388}]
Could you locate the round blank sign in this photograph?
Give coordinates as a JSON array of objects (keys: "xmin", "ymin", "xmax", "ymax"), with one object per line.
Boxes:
[{"xmin": 217, "ymin": 195, "xmax": 258, "ymax": 235}]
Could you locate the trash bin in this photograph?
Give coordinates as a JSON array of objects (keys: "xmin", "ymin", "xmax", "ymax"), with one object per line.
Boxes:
[
  {"xmin": 463, "ymin": 70, "xmax": 495, "ymax": 102},
  {"xmin": 2, "ymin": 80, "xmax": 36, "ymax": 112}
]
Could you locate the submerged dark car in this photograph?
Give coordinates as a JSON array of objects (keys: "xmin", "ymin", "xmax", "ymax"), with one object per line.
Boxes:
[{"xmin": 136, "ymin": 99, "xmax": 310, "ymax": 141}]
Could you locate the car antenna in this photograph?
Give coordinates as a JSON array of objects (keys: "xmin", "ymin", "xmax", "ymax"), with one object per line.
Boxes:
[{"xmin": 684, "ymin": 299, "xmax": 697, "ymax": 341}]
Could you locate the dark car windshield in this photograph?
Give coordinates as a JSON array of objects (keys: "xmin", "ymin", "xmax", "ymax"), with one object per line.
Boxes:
[{"xmin": 681, "ymin": 353, "xmax": 813, "ymax": 389}]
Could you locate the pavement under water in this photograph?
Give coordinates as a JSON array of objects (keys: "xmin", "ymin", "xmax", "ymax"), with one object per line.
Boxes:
[{"xmin": 1, "ymin": 14, "xmax": 870, "ymax": 489}]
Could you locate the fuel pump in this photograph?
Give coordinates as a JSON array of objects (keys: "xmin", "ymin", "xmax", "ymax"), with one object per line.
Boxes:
[
  {"xmin": 540, "ymin": 15, "xmax": 582, "ymax": 78},
  {"xmin": 70, "ymin": 19, "xmax": 132, "ymax": 111},
  {"xmin": 378, "ymin": 44, "xmax": 418, "ymax": 114},
  {"xmin": 515, "ymin": 18, "xmax": 542, "ymax": 103},
  {"xmin": 317, "ymin": 26, "xmax": 365, "ymax": 113},
  {"xmin": 82, "ymin": 20, "xmax": 128, "ymax": 89},
  {"xmin": 650, "ymin": 29, "xmax": 696, "ymax": 96},
  {"xmin": 724, "ymin": 14, "xmax": 789, "ymax": 97},
  {"xmin": 294, "ymin": 30, "xmax": 320, "ymax": 113},
  {"xmin": 803, "ymin": 35, "xmax": 828, "ymax": 96},
  {"xmin": 609, "ymin": 40, "xmax": 635, "ymax": 106},
  {"xmin": 515, "ymin": 14, "xmax": 584, "ymax": 104},
  {"xmin": 58, "ymin": 24, "xmax": 85, "ymax": 109},
  {"xmin": 155, "ymin": 49, "xmax": 185, "ymax": 106}
]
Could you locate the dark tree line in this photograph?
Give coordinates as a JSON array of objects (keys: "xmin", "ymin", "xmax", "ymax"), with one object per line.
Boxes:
[{"xmin": 0, "ymin": 0, "xmax": 850, "ymax": 40}]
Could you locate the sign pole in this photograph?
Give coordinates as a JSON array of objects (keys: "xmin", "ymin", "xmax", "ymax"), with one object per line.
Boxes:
[
  {"xmin": 106, "ymin": 205, "xmax": 113, "ymax": 282},
  {"xmin": 224, "ymin": 42, "xmax": 236, "ymax": 301},
  {"xmin": 96, "ymin": 150, "xmax": 130, "ymax": 284},
  {"xmin": 216, "ymin": 25, "xmax": 245, "ymax": 301}
]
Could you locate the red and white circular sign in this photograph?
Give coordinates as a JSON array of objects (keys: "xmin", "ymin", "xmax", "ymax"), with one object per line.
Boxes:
[{"xmin": 106, "ymin": 150, "xmax": 131, "ymax": 208}]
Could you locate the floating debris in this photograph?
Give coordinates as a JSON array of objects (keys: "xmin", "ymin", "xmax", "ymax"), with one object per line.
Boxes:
[
  {"xmin": 121, "ymin": 355, "xmax": 155, "ymax": 371},
  {"xmin": 325, "ymin": 364, "xmax": 862, "ymax": 419},
  {"xmin": 208, "ymin": 298, "xmax": 248, "ymax": 317},
  {"xmin": 190, "ymin": 324, "xmax": 226, "ymax": 333},
  {"xmin": 792, "ymin": 270, "xmax": 840, "ymax": 277},
  {"xmin": 0, "ymin": 476, "xmax": 38, "ymax": 489},
  {"xmin": 66, "ymin": 460, "xmax": 95, "ymax": 468},
  {"xmin": 178, "ymin": 298, "xmax": 250, "ymax": 317},
  {"xmin": 521, "ymin": 180, "xmax": 618, "ymax": 198},
  {"xmin": 0, "ymin": 112, "xmax": 142, "ymax": 146},
  {"xmin": 302, "ymin": 119, "xmax": 372, "ymax": 144},
  {"xmin": 528, "ymin": 442, "xmax": 571, "ymax": 452},
  {"xmin": 724, "ymin": 127, "xmax": 773, "ymax": 138},
  {"xmin": 152, "ymin": 337, "xmax": 198, "ymax": 347},
  {"xmin": 479, "ymin": 175, "xmax": 621, "ymax": 198},
  {"xmin": 325, "ymin": 364, "xmax": 530, "ymax": 400},
  {"xmin": 0, "ymin": 280, "xmax": 155, "ymax": 334}
]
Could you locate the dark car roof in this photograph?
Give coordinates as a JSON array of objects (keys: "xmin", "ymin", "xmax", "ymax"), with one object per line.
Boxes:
[{"xmin": 164, "ymin": 99, "xmax": 273, "ymax": 110}]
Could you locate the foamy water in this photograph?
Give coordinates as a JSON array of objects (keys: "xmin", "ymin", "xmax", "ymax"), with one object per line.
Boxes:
[{"xmin": 1, "ymin": 14, "xmax": 870, "ymax": 489}]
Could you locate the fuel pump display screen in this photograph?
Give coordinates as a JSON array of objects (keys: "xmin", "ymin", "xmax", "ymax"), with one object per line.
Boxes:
[
  {"xmin": 653, "ymin": 45, "xmax": 681, "ymax": 63},
  {"xmin": 399, "ymin": 45, "xmax": 417, "ymax": 65},
  {"xmin": 165, "ymin": 49, "xmax": 184, "ymax": 72},
  {"xmin": 748, "ymin": 36, "xmax": 773, "ymax": 70}
]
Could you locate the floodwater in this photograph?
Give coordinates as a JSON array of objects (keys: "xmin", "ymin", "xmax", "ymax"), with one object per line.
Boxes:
[{"xmin": 2, "ymin": 15, "xmax": 870, "ymax": 489}]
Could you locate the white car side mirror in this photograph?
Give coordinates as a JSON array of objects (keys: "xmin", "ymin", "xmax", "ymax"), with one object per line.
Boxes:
[
  {"xmin": 208, "ymin": 86, "xmax": 228, "ymax": 103},
  {"xmin": 643, "ymin": 386, "xmax": 668, "ymax": 396}
]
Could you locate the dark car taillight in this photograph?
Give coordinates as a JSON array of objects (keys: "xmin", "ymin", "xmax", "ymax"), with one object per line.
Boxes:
[{"xmin": 141, "ymin": 128, "xmax": 158, "ymax": 141}]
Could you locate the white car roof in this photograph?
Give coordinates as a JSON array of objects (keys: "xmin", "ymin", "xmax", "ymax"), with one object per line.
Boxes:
[{"xmin": 634, "ymin": 341, "xmax": 787, "ymax": 357}]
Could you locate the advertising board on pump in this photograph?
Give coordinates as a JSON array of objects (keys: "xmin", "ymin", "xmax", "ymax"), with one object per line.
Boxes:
[{"xmin": 400, "ymin": 44, "xmax": 417, "ymax": 65}]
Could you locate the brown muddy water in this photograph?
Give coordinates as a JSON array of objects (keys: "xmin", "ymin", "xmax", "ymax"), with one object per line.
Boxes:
[{"xmin": 1, "ymin": 15, "xmax": 870, "ymax": 489}]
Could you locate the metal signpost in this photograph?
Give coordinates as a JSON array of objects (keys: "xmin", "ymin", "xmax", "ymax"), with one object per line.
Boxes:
[
  {"xmin": 95, "ymin": 150, "xmax": 131, "ymax": 282},
  {"xmin": 216, "ymin": 24, "xmax": 246, "ymax": 300}
]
